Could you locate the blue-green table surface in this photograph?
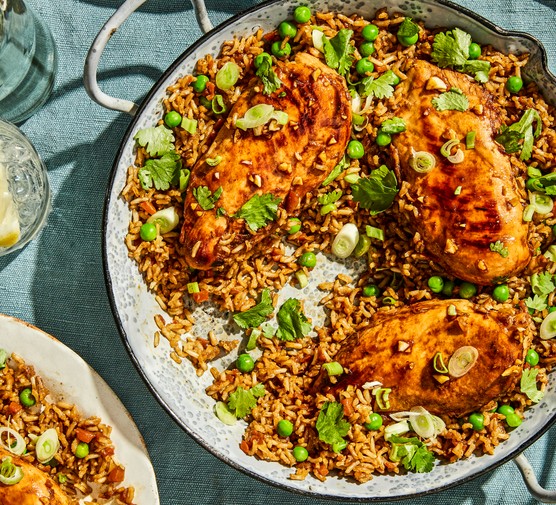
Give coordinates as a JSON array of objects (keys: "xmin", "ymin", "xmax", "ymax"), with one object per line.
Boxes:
[{"xmin": 1, "ymin": 0, "xmax": 556, "ymax": 503}]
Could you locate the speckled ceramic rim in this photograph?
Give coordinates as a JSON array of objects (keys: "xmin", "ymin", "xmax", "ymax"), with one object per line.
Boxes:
[{"xmin": 102, "ymin": 0, "xmax": 556, "ymax": 500}]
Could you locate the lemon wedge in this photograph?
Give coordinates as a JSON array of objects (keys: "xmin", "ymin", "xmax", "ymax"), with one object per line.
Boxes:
[{"xmin": 0, "ymin": 163, "xmax": 20, "ymax": 248}]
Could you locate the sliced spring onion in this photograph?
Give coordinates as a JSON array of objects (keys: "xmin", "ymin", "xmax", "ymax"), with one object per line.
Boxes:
[
  {"xmin": 323, "ymin": 362, "xmax": 344, "ymax": 376},
  {"xmin": 523, "ymin": 204, "xmax": 535, "ymax": 222},
  {"xmin": 206, "ymin": 156, "xmax": 223, "ymax": 167},
  {"xmin": 235, "ymin": 104, "xmax": 289, "ymax": 131},
  {"xmin": 351, "ymin": 91, "xmax": 362, "ymax": 114},
  {"xmin": 212, "ymin": 95, "xmax": 227, "ymax": 114},
  {"xmin": 465, "ymin": 131, "xmax": 476, "ymax": 149},
  {"xmin": 409, "ymin": 150, "xmax": 436, "ymax": 173},
  {"xmin": 529, "ymin": 191, "xmax": 554, "ymax": 215},
  {"xmin": 344, "ymin": 173, "xmax": 360, "ymax": 184},
  {"xmin": 373, "ymin": 387, "xmax": 391, "ymax": 410},
  {"xmin": 331, "ymin": 223, "xmax": 360, "ymax": 258},
  {"xmin": 215, "ymin": 61, "xmax": 240, "ymax": 90},
  {"xmin": 35, "ymin": 428, "xmax": 60, "ymax": 464},
  {"xmin": 382, "ymin": 297, "xmax": 397, "ymax": 305},
  {"xmin": 440, "ymin": 139, "xmax": 460, "ymax": 158},
  {"xmin": 544, "ymin": 245, "xmax": 556, "ymax": 262},
  {"xmin": 271, "ymin": 110, "xmax": 289, "ymax": 125},
  {"xmin": 447, "ymin": 304, "xmax": 457, "ymax": 316},
  {"xmin": 527, "ymin": 166, "xmax": 542, "ymax": 178},
  {"xmin": 433, "ymin": 352, "xmax": 448, "ymax": 374},
  {"xmin": 187, "ymin": 282, "xmax": 200, "ymax": 294},
  {"xmin": 540, "ymin": 311, "xmax": 556, "ymax": 340},
  {"xmin": 454, "ymin": 186, "xmax": 462, "ymax": 195},
  {"xmin": 147, "ymin": 207, "xmax": 180, "ymax": 234},
  {"xmin": 389, "ymin": 407, "xmax": 446, "ymax": 439},
  {"xmin": 410, "ymin": 412, "xmax": 436, "ymax": 439},
  {"xmin": 214, "ymin": 401, "xmax": 237, "ymax": 425},
  {"xmin": 320, "ymin": 203, "xmax": 336, "ymax": 216},
  {"xmin": 448, "ymin": 346, "xmax": 479, "ymax": 377},
  {"xmin": 0, "ymin": 428, "xmax": 26, "ymax": 456},
  {"xmin": 354, "ymin": 235, "xmax": 371, "ymax": 257},
  {"xmin": 366, "ymin": 225, "xmax": 384, "ymax": 241},
  {"xmin": 0, "ymin": 457, "xmax": 23, "ymax": 486},
  {"xmin": 181, "ymin": 117, "xmax": 197, "ymax": 134},
  {"xmin": 0, "ymin": 348, "xmax": 6, "ymax": 369},
  {"xmin": 384, "ymin": 420, "xmax": 410, "ymax": 441},
  {"xmin": 447, "ymin": 149, "xmax": 464, "ymax": 164},
  {"xmin": 246, "ymin": 329, "xmax": 260, "ymax": 351},
  {"xmin": 295, "ymin": 270, "xmax": 309, "ymax": 289},
  {"xmin": 312, "ymin": 29, "xmax": 325, "ymax": 52},
  {"xmin": 352, "ymin": 114, "xmax": 365, "ymax": 126},
  {"xmin": 179, "ymin": 169, "xmax": 191, "ymax": 192}
]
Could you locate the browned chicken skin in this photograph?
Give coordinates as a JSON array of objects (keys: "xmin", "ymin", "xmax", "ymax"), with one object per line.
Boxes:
[
  {"xmin": 180, "ymin": 52, "xmax": 352, "ymax": 269},
  {"xmin": 0, "ymin": 447, "xmax": 75, "ymax": 505},
  {"xmin": 392, "ymin": 60, "xmax": 531, "ymax": 285},
  {"xmin": 314, "ymin": 299, "xmax": 531, "ymax": 417}
]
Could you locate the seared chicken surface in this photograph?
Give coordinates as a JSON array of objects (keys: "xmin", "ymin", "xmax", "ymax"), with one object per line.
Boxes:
[
  {"xmin": 314, "ymin": 299, "xmax": 531, "ymax": 417},
  {"xmin": 0, "ymin": 447, "xmax": 75, "ymax": 505},
  {"xmin": 180, "ymin": 52, "xmax": 352, "ymax": 269},
  {"xmin": 392, "ymin": 60, "xmax": 531, "ymax": 285}
]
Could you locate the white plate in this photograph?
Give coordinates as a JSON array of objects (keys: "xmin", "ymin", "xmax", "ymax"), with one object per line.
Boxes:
[{"xmin": 0, "ymin": 313, "xmax": 160, "ymax": 505}]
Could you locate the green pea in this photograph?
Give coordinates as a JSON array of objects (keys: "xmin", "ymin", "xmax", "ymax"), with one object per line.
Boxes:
[
  {"xmin": 497, "ymin": 404, "xmax": 515, "ymax": 417},
  {"xmin": 192, "ymin": 74, "xmax": 209, "ymax": 93},
  {"xmin": 427, "ymin": 276, "xmax": 444, "ymax": 293},
  {"xmin": 398, "ymin": 33, "xmax": 419, "ymax": 47},
  {"xmin": 74, "ymin": 442, "xmax": 89, "ymax": 459},
  {"xmin": 359, "ymin": 42, "xmax": 375, "ymax": 57},
  {"xmin": 505, "ymin": 412, "xmax": 522, "ymax": 428},
  {"xmin": 468, "ymin": 43, "xmax": 481, "ymax": 60},
  {"xmin": 254, "ymin": 52, "xmax": 272, "ymax": 69},
  {"xmin": 292, "ymin": 445, "xmax": 309, "ymax": 461},
  {"xmin": 236, "ymin": 353, "xmax": 255, "ymax": 373},
  {"xmin": 356, "ymin": 58, "xmax": 375, "ymax": 75},
  {"xmin": 164, "ymin": 110, "xmax": 182, "ymax": 128},
  {"xmin": 376, "ymin": 132, "xmax": 392, "ymax": 147},
  {"xmin": 442, "ymin": 279, "xmax": 455, "ymax": 296},
  {"xmin": 492, "ymin": 284, "xmax": 509, "ymax": 303},
  {"xmin": 298, "ymin": 252, "xmax": 317, "ymax": 268},
  {"xmin": 506, "ymin": 76, "xmax": 523, "ymax": 94},
  {"xmin": 347, "ymin": 140, "xmax": 365, "ymax": 159},
  {"xmin": 459, "ymin": 282, "xmax": 477, "ymax": 299},
  {"xmin": 364, "ymin": 413, "xmax": 383, "ymax": 431},
  {"xmin": 140, "ymin": 223, "xmax": 157, "ymax": 242},
  {"xmin": 278, "ymin": 21, "xmax": 297, "ymax": 39},
  {"xmin": 19, "ymin": 388, "xmax": 36, "ymax": 407},
  {"xmin": 525, "ymin": 349, "xmax": 540, "ymax": 366},
  {"xmin": 293, "ymin": 5, "xmax": 311, "ymax": 24},
  {"xmin": 362, "ymin": 284, "xmax": 380, "ymax": 297},
  {"xmin": 271, "ymin": 41, "xmax": 291, "ymax": 58},
  {"xmin": 361, "ymin": 24, "xmax": 379, "ymax": 42},
  {"xmin": 277, "ymin": 419, "xmax": 294, "ymax": 437},
  {"xmin": 287, "ymin": 217, "xmax": 301, "ymax": 235},
  {"xmin": 468, "ymin": 412, "xmax": 484, "ymax": 431}
]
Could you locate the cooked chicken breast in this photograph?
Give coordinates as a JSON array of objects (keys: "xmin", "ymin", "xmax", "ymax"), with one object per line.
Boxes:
[
  {"xmin": 0, "ymin": 447, "xmax": 75, "ymax": 505},
  {"xmin": 180, "ymin": 52, "xmax": 352, "ymax": 269},
  {"xmin": 314, "ymin": 299, "xmax": 531, "ymax": 417},
  {"xmin": 392, "ymin": 59, "xmax": 531, "ymax": 285}
]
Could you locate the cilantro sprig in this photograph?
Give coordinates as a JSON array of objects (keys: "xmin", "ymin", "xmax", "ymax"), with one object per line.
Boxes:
[
  {"xmin": 276, "ymin": 298, "xmax": 312, "ymax": 341},
  {"xmin": 317, "ymin": 190, "xmax": 343, "ymax": 206},
  {"xmin": 134, "ymin": 125, "xmax": 175, "ymax": 156},
  {"xmin": 323, "ymin": 29, "xmax": 355, "ymax": 77},
  {"xmin": 431, "ymin": 88, "xmax": 469, "ymax": 112},
  {"xmin": 359, "ymin": 70, "xmax": 399, "ymax": 99},
  {"xmin": 256, "ymin": 58, "xmax": 282, "ymax": 95},
  {"xmin": 193, "ymin": 186, "xmax": 223, "ymax": 210},
  {"xmin": 351, "ymin": 165, "xmax": 399, "ymax": 214},
  {"xmin": 234, "ymin": 193, "xmax": 282, "ymax": 232},
  {"xmin": 322, "ymin": 156, "xmax": 350, "ymax": 187},
  {"xmin": 397, "ymin": 18, "xmax": 419, "ymax": 38},
  {"xmin": 489, "ymin": 240, "xmax": 509, "ymax": 258},
  {"xmin": 315, "ymin": 402, "xmax": 351, "ymax": 453},
  {"xmin": 138, "ymin": 151, "xmax": 182, "ymax": 191},
  {"xmin": 232, "ymin": 289, "xmax": 274, "ymax": 329},
  {"xmin": 388, "ymin": 435, "xmax": 435, "ymax": 473},
  {"xmin": 227, "ymin": 384, "xmax": 266, "ymax": 418},
  {"xmin": 520, "ymin": 368, "xmax": 544, "ymax": 403},
  {"xmin": 495, "ymin": 109, "xmax": 542, "ymax": 161}
]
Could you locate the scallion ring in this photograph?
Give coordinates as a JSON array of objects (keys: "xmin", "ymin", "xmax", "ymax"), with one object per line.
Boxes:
[
  {"xmin": 433, "ymin": 352, "xmax": 448, "ymax": 374},
  {"xmin": 181, "ymin": 117, "xmax": 197, "ymax": 134},
  {"xmin": 215, "ymin": 61, "xmax": 240, "ymax": 90},
  {"xmin": 206, "ymin": 155, "xmax": 223, "ymax": 167},
  {"xmin": 529, "ymin": 191, "xmax": 554, "ymax": 215},
  {"xmin": 372, "ymin": 387, "xmax": 391, "ymax": 410},
  {"xmin": 523, "ymin": 204, "xmax": 535, "ymax": 222},
  {"xmin": 409, "ymin": 149, "xmax": 436, "ymax": 173},
  {"xmin": 540, "ymin": 311, "xmax": 556, "ymax": 340},
  {"xmin": 440, "ymin": 138, "xmax": 465, "ymax": 164},
  {"xmin": 312, "ymin": 29, "xmax": 325, "ymax": 52},
  {"xmin": 0, "ymin": 457, "xmax": 23, "ymax": 486},
  {"xmin": 211, "ymin": 95, "xmax": 227, "ymax": 115},
  {"xmin": 147, "ymin": 207, "xmax": 180, "ymax": 234},
  {"xmin": 0, "ymin": 349, "xmax": 6, "ymax": 369},
  {"xmin": 322, "ymin": 362, "xmax": 344, "ymax": 377},
  {"xmin": 35, "ymin": 428, "xmax": 60, "ymax": 464},
  {"xmin": 331, "ymin": 223, "xmax": 360, "ymax": 258},
  {"xmin": 0, "ymin": 428, "xmax": 26, "ymax": 456},
  {"xmin": 448, "ymin": 346, "xmax": 479, "ymax": 377},
  {"xmin": 235, "ymin": 104, "xmax": 288, "ymax": 131},
  {"xmin": 384, "ymin": 420, "xmax": 410, "ymax": 440},
  {"xmin": 295, "ymin": 270, "xmax": 309, "ymax": 289}
]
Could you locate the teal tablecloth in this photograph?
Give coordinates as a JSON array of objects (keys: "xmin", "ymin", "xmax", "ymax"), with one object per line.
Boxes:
[{"xmin": 1, "ymin": 0, "xmax": 556, "ymax": 503}]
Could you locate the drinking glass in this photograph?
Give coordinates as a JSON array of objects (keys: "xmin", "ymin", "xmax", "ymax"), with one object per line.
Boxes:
[
  {"xmin": 0, "ymin": 118, "xmax": 50, "ymax": 256},
  {"xmin": 0, "ymin": 0, "xmax": 57, "ymax": 123}
]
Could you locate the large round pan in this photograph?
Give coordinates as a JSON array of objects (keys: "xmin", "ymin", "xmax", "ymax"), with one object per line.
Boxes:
[{"xmin": 85, "ymin": 0, "xmax": 556, "ymax": 500}]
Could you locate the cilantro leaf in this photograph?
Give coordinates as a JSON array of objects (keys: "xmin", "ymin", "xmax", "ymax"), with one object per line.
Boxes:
[
  {"xmin": 256, "ymin": 59, "xmax": 282, "ymax": 95},
  {"xmin": 531, "ymin": 271, "xmax": 555, "ymax": 297},
  {"xmin": 234, "ymin": 193, "xmax": 282, "ymax": 232},
  {"xmin": 379, "ymin": 117, "xmax": 406, "ymax": 134},
  {"xmin": 232, "ymin": 289, "xmax": 274, "ymax": 329},
  {"xmin": 323, "ymin": 29, "xmax": 355, "ymax": 77},
  {"xmin": 388, "ymin": 435, "xmax": 435, "ymax": 473},
  {"xmin": 193, "ymin": 186, "xmax": 223, "ymax": 210},
  {"xmin": 360, "ymin": 70, "xmax": 399, "ymax": 99},
  {"xmin": 520, "ymin": 368, "xmax": 544, "ymax": 403},
  {"xmin": 227, "ymin": 384, "xmax": 266, "ymax": 418},
  {"xmin": 397, "ymin": 18, "xmax": 419, "ymax": 38},
  {"xmin": 431, "ymin": 28, "xmax": 471, "ymax": 68},
  {"xmin": 461, "ymin": 59, "xmax": 491, "ymax": 81},
  {"xmin": 489, "ymin": 240, "xmax": 509, "ymax": 258},
  {"xmin": 322, "ymin": 156, "xmax": 350, "ymax": 186},
  {"xmin": 315, "ymin": 402, "xmax": 351, "ymax": 451},
  {"xmin": 525, "ymin": 294, "xmax": 548, "ymax": 312},
  {"xmin": 134, "ymin": 125, "xmax": 175, "ymax": 156},
  {"xmin": 317, "ymin": 190, "xmax": 343, "ymax": 206},
  {"xmin": 495, "ymin": 109, "xmax": 542, "ymax": 161},
  {"xmin": 351, "ymin": 165, "xmax": 399, "ymax": 214},
  {"xmin": 276, "ymin": 298, "xmax": 312, "ymax": 341},
  {"xmin": 138, "ymin": 151, "xmax": 182, "ymax": 191},
  {"xmin": 475, "ymin": 70, "xmax": 490, "ymax": 83},
  {"xmin": 432, "ymin": 90, "xmax": 469, "ymax": 112}
]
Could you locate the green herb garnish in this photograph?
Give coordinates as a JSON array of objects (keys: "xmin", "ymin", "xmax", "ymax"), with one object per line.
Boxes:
[
  {"xmin": 233, "ymin": 193, "xmax": 282, "ymax": 232},
  {"xmin": 359, "ymin": 70, "xmax": 399, "ymax": 99},
  {"xmin": 276, "ymin": 298, "xmax": 312, "ymax": 341},
  {"xmin": 256, "ymin": 59, "xmax": 282, "ymax": 95},
  {"xmin": 134, "ymin": 125, "xmax": 175, "ymax": 156},
  {"xmin": 193, "ymin": 186, "xmax": 223, "ymax": 210},
  {"xmin": 227, "ymin": 384, "xmax": 266, "ymax": 418},
  {"xmin": 489, "ymin": 240, "xmax": 509, "ymax": 258},
  {"xmin": 432, "ymin": 89, "xmax": 469, "ymax": 112},
  {"xmin": 351, "ymin": 165, "xmax": 399, "ymax": 214},
  {"xmin": 520, "ymin": 368, "xmax": 544, "ymax": 403},
  {"xmin": 379, "ymin": 117, "xmax": 406, "ymax": 134},
  {"xmin": 138, "ymin": 151, "xmax": 182, "ymax": 191},
  {"xmin": 322, "ymin": 156, "xmax": 350, "ymax": 186},
  {"xmin": 495, "ymin": 109, "xmax": 542, "ymax": 161},
  {"xmin": 323, "ymin": 29, "xmax": 355, "ymax": 77},
  {"xmin": 315, "ymin": 402, "xmax": 351, "ymax": 452},
  {"xmin": 388, "ymin": 435, "xmax": 435, "ymax": 473},
  {"xmin": 232, "ymin": 289, "xmax": 274, "ymax": 329}
]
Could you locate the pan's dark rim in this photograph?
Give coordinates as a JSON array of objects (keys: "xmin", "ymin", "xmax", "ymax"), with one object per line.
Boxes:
[{"xmin": 102, "ymin": 0, "xmax": 556, "ymax": 500}]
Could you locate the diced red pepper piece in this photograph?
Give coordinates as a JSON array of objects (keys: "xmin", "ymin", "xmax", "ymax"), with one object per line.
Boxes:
[
  {"xmin": 107, "ymin": 466, "xmax": 125, "ymax": 483},
  {"xmin": 75, "ymin": 427, "xmax": 96, "ymax": 443}
]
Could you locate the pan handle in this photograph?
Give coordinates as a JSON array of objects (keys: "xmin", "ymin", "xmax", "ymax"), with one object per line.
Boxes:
[
  {"xmin": 514, "ymin": 453, "xmax": 556, "ymax": 503},
  {"xmin": 83, "ymin": 0, "xmax": 213, "ymax": 115}
]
